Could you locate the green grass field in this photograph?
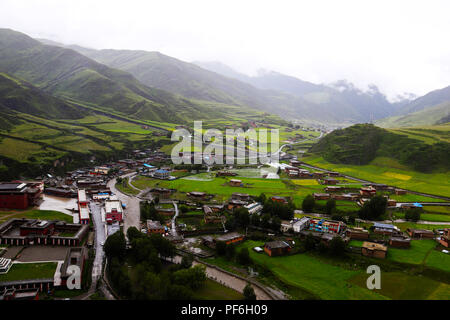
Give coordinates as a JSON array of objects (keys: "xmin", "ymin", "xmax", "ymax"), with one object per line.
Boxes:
[
  {"xmin": 303, "ymin": 155, "xmax": 450, "ymax": 197},
  {"xmin": 0, "ymin": 262, "xmax": 57, "ymax": 282},
  {"xmin": 387, "ymin": 240, "xmax": 436, "ymax": 265},
  {"xmin": 208, "ymin": 240, "xmax": 387, "ymax": 300},
  {"xmin": 193, "ymin": 279, "xmax": 244, "ymax": 300},
  {"xmin": 131, "ymin": 174, "xmax": 325, "ymax": 206},
  {"xmin": 348, "ymin": 271, "xmax": 450, "ymax": 300},
  {"xmin": 0, "ymin": 209, "xmax": 73, "ymax": 223}
]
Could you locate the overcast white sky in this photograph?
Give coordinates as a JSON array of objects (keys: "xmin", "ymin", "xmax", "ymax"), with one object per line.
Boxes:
[{"xmin": 1, "ymin": 0, "xmax": 450, "ymax": 100}]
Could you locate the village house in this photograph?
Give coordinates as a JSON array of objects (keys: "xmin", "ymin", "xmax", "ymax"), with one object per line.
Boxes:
[
  {"xmin": 216, "ymin": 171, "xmax": 237, "ymax": 177},
  {"xmin": 154, "ymin": 169, "xmax": 170, "ymax": 180},
  {"xmin": 395, "ymin": 189, "xmax": 407, "ymax": 195},
  {"xmin": 321, "ymin": 178, "xmax": 338, "ymax": 185},
  {"xmin": 264, "ymin": 241, "xmax": 291, "ymax": 256},
  {"xmin": 150, "ymin": 188, "xmax": 174, "ymax": 199},
  {"xmin": 289, "ymin": 160, "xmax": 302, "ymax": 167},
  {"xmin": 244, "ymin": 202, "xmax": 263, "ymax": 215},
  {"xmin": 216, "ymin": 232, "xmax": 245, "ymax": 245},
  {"xmin": 187, "ymin": 191, "xmax": 207, "ymax": 200},
  {"xmin": 271, "ymin": 196, "xmax": 288, "ymax": 204},
  {"xmin": 227, "ymin": 199, "xmax": 247, "ymax": 211},
  {"xmin": 147, "ymin": 220, "xmax": 165, "ymax": 235},
  {"xmin": 229, "ymin": 179, "xmax": 243, "ymax": 187},
  {"xmin": 280, "ymin": 221, "xmax": 293, "ymax": 233},
  {"xmin": 389, "ymin": 236, "xmax": 411, "ymax": 248},
  {"xmin": 312, "ymin": 171, "xmax": 326, "ymax": 178},
  {"xmin": 325, "ymin": 186, "xmax": 343, "ymax": 193},
  {"xmin": 406, "ymin": 228, "xmax": 435, "ymax": 239},
  {"xmin": 439, "ymin": 229, "xmax": 449, "ymax": 248},
  {"xmin": 203, "ymin": 205, "xmax": 222, "ymax": 224},
  {"xmin": 387, "ymin": 199, "xmax": 397, "ymax": 207},
  {"xmin": 313, "ymin": 193, "xmax": 331, "ymax": 200},
  {"xmin": 231, "ymin": 193, "xmax": 251, "ymax": 202},
  {"xmin": 373, "ymin": 222, "xmax": 401, "ymax": 236},
  {"xmin": 360, "ymin": 186, "xmax": 377, "ymax": 197},
  {"xmin": 327, "ymin": 171, "xmax": 340, "ymax": 177},
  {"xmin": 361, "ymin": 242, "xmax": 387, "ymax": 259},
  {"xmin": 346, "ymin": 228, "xmax": 370, "ymax": 240}
]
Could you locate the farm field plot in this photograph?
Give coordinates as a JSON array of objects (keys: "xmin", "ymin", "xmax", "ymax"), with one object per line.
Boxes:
[
  {"xmin": 303, "ymin": 155, "xmax": 450, "ymax": 197},
  {"xmin": 425, "ymin": 249, "xmax": 450, "ymax": 273},
  {"xmin": 393, "ymin": 211, "xmax": 450, "ymax": 222}
]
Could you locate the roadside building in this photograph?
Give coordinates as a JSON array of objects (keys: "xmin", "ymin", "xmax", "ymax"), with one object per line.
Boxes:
[
  {"xmin": 280, "ymin": 221, "xmax": 293, "ymax": 233},
  {"xmin": 406, "ymin": 228, "xmax": 435, "ymax": 239},
  {"xmin": 78, "ymin": 189, "xmax": 90, "ymax": 225},
  {"xmin": 395, "ymin": 189, "xmax": 407, "ymax": 195},
  {"xmin": 387, "ymin": 199, "xmax": 397, "ymax": 207},
  {"xmin": 361, "ymin": 242, "xmax": 387, "ymax": 259},
  {"xmin": 373, "ymin": 222, "xmax": 400, "ymax": 236},
  {"xmin": 105, "ymin": 198, "xmax": 124, "ymax": 224},
  {"xmin": 328, "ymin": 171, "xmax": 340, "ymax": 177},
  {"xmin": 264, "ymin": 241, "xmax": 291, "ymax": 257},
  {"xmin": 94, "ymin": 166, "xmax": 111, "ymax": 175},
  {"xmin": 147, "ymin": 220, "xmax": 165, "ymax": 235}
]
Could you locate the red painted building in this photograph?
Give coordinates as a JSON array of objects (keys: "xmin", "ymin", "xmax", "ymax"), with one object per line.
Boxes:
[{"xmin": 0, "ymin": 181, "xmax": 43, "ymax": 209}]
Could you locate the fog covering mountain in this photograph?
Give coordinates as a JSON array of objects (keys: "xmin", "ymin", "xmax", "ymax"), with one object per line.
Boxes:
[
  {"xmin": 39, "ymin": 38, "xmax": 408, "ymax": 125},
  {"xmin": 6, "ymin": 31, "xmax": 448, "ymax": 127}
]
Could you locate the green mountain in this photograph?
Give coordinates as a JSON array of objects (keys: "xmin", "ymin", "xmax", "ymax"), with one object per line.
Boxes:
[
  {"xmin": 0, "ymin": 28, "xmax": 242, "ymax": 124},
  {"xmin": 376, "ymin": 101, "xmax": 450, "ymax": 128},
  {"xmin": 195, "ymin": 62, "xmax": 399, "ymax": 122},
  {"xmin": 48, "ymin": 42, "xmax": 393, "ymax": 124},
  {"xmin": 0, "ymin": 72, "xmax": 83, "ymax": 129},
  {"xmin": 395, "ymin": 85, "xmax": 450, "ymax": 116},
  {"xmin": 310, "ymin": 124, "xmax": 450, "ymax": 173}
]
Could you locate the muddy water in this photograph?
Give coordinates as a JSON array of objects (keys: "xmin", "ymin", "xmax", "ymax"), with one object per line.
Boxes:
[{"xmin": 38, "ymin": 195, "xmax": 78, "ymax": 219}]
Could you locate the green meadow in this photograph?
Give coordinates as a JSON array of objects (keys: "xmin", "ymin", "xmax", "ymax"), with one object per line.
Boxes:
[{"xmin": 303, "ymin": 155, "xmax": 450, "ymax": 197}]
